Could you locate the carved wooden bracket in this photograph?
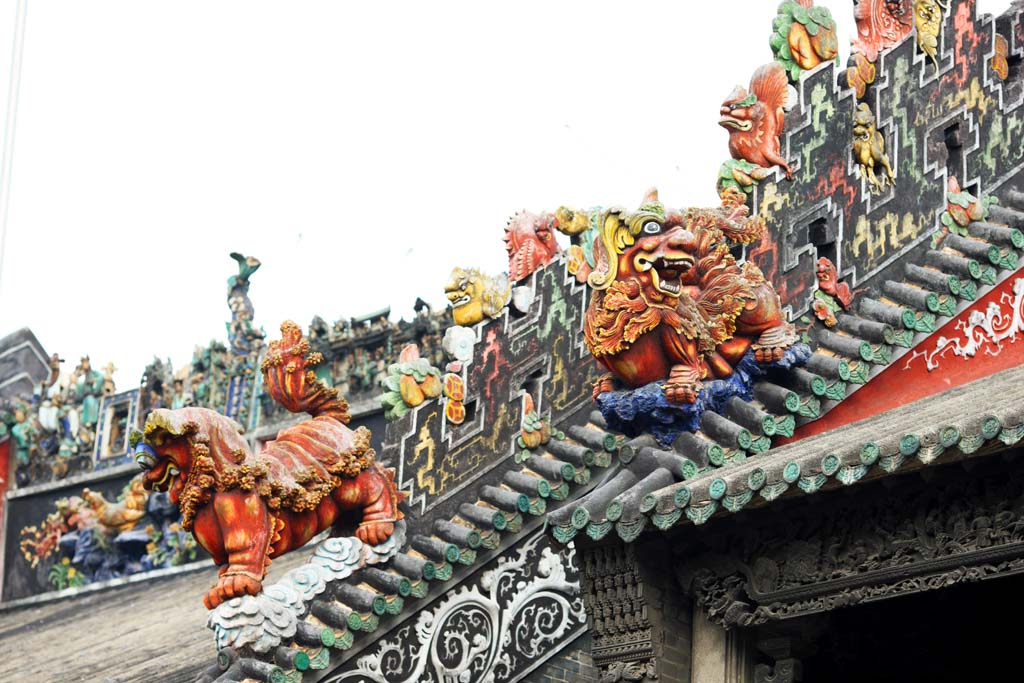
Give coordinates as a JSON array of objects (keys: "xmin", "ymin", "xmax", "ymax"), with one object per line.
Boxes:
[
  {"xmin": 600, "ymin": 658, "xmax": 660, "ymax": 683},
  {"xmin": 754, "ymin": 658, "xmax": 802, "ymax": 683},
  {"xmin": 678, "ymin": 463, "xmax": 1024, "ymax": 627}
]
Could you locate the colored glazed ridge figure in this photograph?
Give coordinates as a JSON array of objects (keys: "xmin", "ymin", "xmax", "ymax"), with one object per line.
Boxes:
[
  {"xmin": 504, "ymin": 209, "xmax": 562, "ymax": 282},
  {"xmin": 720, "ymin": 62, "xmax": 793, "ymax": 179},
  {"xmin": 572, "ymin": 189, "xmax": 796, "ymax": 404},
  {"xmin": 133, "ymin": 321, "xmax": 404, "ymax": 609},
  {"xmin": 852, "ymin": 103, "xmax": 895, "ymax": 194},
  {"xmin": 914, "ymin": 0, "xmax": 945, "ymax": 67},
  {"xmin": 226, "ymin": 251, "xmax": 265, "ymax": 356},
  {"xmin": 444, "ymin": 267, "xmax": 511, "ymax": 326}
]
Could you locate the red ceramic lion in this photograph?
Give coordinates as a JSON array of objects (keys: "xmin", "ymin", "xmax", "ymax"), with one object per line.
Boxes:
[
  {"xmin": 134, "ymin": 321, "xmax": 404, "ymax": 608},
  {"xmin": 719, "ymin": 62, "xmax": 792, "ymax": 179},
  {"xmin": 575, "ymin": 189, "xmax": 796, "ymax": 403}
]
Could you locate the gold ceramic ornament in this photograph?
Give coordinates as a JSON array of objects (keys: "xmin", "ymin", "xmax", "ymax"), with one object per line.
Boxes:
[
  {"xmin": 852, "ymin": 103, "xmax": 896, "ymax": 194},
  {"xmin": 444, "ymin": 267, "xmax": 511, "ymax": 326},
  {"xmin": 914, "ymin": 0, "xmax": 946, "ymax": 67}
]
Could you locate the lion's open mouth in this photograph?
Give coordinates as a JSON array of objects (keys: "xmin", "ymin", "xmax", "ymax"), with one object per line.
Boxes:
[
  {"xmin": 448, "ymin": 292, "xmax": 471, "ymax": 308},
  {"xmin": 718, "ymin": 116, "xmax": 752, "ymax": 131},
  {"xmin": 146, "ymin": 460, "xmax": 179, "ymax": 492},
  {"xmin": 636, "ymin": 254, "xmax": 694, "ymax": 297}
]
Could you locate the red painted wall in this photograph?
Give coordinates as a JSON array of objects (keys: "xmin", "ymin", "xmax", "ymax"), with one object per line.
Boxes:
[{"xmin": 789, "ymin": 272, "xmax": 1024, "ymax": 441}]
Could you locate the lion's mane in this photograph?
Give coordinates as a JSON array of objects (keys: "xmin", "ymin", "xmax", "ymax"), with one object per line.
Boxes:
[
  {"xmin": 144, "ymin": 407, "xmax": 374, "ymax": 530},
  {"xmin": 584, "ymin": 212, "xmax": 764, "ymax": 361}
]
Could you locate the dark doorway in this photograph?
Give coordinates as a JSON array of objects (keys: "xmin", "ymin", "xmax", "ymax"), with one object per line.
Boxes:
[{"xmin": 790, "ymin": 573, "xmax": 1024, "ymax": 681}]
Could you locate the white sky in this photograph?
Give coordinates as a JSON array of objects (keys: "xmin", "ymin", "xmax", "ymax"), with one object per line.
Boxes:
[{"xmin": 0, "ymin": 0, "xmax": 1013, "ymax": 386}]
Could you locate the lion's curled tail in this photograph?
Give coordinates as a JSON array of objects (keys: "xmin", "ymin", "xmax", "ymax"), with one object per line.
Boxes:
[{"xmin": 261, "ymin": 320, "xmax": 351, "ymax": 423}]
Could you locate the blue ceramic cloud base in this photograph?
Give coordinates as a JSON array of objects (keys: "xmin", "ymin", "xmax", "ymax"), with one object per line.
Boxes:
[{"xmin": 596, "ymin": 344, "xmax": 811, "ymax": 448}]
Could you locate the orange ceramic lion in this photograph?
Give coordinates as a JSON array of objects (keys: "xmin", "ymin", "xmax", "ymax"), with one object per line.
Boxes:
[
  {"xmin": 134, "ymin": 321, "xmax": 404, "ymax": 608},
  {"xmin": 568, "ymin": 189, "xmax": 796, "ymax": 403}
]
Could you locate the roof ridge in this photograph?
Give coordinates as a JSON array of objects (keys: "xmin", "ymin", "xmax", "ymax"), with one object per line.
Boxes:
[
  {"xmin": 554, "ymin": 364, "xmax": 1024, "ymax": 544},
  {"xmin": 199, "ymin": 410, "xmax": 617, "ymax": 682}
]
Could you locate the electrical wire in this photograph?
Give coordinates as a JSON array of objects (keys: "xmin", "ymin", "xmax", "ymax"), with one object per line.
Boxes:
[{"xmin": 0, "ymin": 0, "xmax": 28, "ymax": 303}]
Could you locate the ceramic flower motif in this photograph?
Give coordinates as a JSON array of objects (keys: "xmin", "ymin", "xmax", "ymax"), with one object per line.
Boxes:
[
  {"xmin": 442, "ymin": 326, "xmax": 476, "ymax": 363},
  {"xmin": 932, "ymin": 177, "xmax": 998, "ymax": 247},
  {"xmin": 380, "ymin": 344, "xmax": 443, "ymax": 420}
]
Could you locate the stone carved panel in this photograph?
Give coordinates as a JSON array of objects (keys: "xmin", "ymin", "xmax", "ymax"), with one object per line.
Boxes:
[
  {"xmin": 580, "ymin": 542, "xmax": 659, "ymax": 683},
  {"xmin": 322, "ymin": 532, "xmax": 585, "ymax": 683},
  {"xmin": 599, "ymin": 658, "xmax": 659, "ymax": 683}
]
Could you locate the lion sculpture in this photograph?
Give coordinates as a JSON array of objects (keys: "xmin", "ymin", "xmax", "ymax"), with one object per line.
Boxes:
[
  {"xmin": 852, "ymin": 103, "xmax": 895, "ymax": 194},
  {"xmin": 560, "ymin": 188, "xmax": 797, "ymax": 403},
  {"xmin": 444, "ymin": 267, "xmax": 511, "ymax": 326},
  {"xmin": 133, "ymin": 321, "xmax": 404, "ymax": 608}
]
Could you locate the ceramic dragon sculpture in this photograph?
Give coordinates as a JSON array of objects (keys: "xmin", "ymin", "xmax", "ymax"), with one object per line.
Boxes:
[
  {"xmin": 504, "ymin": 210, "xmax": 562, "ymax": 282},
  {"xmin": 133, "ymin": 321, "xmax": 404, "ymax": 609},
  {"xmin": 851, "ymin": 0, "xmax": 913, "ymax": 62},
  {"xmin": 566, "ymin": 189, "xmax": 797, "ymax": 404}
]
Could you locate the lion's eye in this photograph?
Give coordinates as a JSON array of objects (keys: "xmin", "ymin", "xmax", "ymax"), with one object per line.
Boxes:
[{"xmin": 643, "ymin": 221, "xmax": 662, "ymax": 234}]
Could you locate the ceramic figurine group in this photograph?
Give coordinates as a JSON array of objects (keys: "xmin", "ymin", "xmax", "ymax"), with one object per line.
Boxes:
[{"xmin": 1, "ymin": 354, "xmax": 114, "ymax": 486}]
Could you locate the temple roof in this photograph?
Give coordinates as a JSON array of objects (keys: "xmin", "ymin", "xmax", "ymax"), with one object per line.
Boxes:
[
  {"xmin": 0, "ymin": 251, "xmax": 610, "ymax": 683},
  {"xmin": 4, "ymin": 5, "xmax": 1023, "ymax": 680},
  {"xmin": 0, "ymin": 327, "xmax": 49, "ymax": 401},
  {"xmin": 553, "ymin": 364, "xmax": 1024, "ymax": 543},
  {"xmin": 549, "ymin": 190, "xmax": 1024, "ymax": 545},
  {"xmin": 181, "ymin": 409, "xmax": 615, "ymax": 682},
  {"xmin": 177, "ymin": 184, "xmax": 1024, "ymax": 682}
]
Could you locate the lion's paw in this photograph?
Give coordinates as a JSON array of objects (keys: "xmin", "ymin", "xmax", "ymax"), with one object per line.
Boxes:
[
  {"xmin": 204, "ymin": 573, "xmax": 263, "ymax": 609},
  {"xmin": 663, "ymin": 366, "xmax": 702, "ymax": 404},
  {"xmin": 592, "ymin": 375, "xmax": 617, "ymax": 401},
  {"xmin": 752, "ymin": 324, "xmax": 798, "ymax": 364},
  {"xmin": 356, "ymin": 520, "xmax": 395, "ymax": 546},
  {"xmin": 754, "ymin": 346, "xmax": 785, "ymax": 363}
]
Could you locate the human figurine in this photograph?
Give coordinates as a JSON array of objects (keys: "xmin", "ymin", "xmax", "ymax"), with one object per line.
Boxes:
[
  {"xmin": 77, "ymin": 426, "xmax": 95, "ymax": 454},
  {"xmin": 171, "ymin": 379, "xmax": 190, "ymax": 409},
  {"xmin": 37, "ymin": 394, "xmax": 60, "ymax": 434},
  {"xmin": 11, "ymin": 405, "xmax": 36, "ymax": 465},
  {"xmin": 190, "ymin": 373, "xmax": 207, "ymax": 405},
  {"xmin": 101, "ymin": 363, "xmax": 117, "ymax": 397},
  {"xmin": 72, "ymin": 357, "xmax": 105, "ymax": 427},
  {"xmin": 226, "ymin": 252, "xmax": 265, "ymax": 356},
  {"xmin": 42, "ymin": 353, "xmax": 63, "ymax": 393}
]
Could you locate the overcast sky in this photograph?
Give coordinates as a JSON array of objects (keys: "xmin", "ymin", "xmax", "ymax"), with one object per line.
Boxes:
[{"xmin": 0, "ymin": 0, "xmax": 1012, "ymax": 386}]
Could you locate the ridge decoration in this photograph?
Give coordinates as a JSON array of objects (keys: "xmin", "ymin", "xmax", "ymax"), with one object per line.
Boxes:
[{"xmin": 133, "ymin": 321, "xmax": 405, "ymax": 608}]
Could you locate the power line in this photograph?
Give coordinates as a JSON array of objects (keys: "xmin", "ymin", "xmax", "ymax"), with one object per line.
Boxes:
[{"xmin": 0, "ymin": 0, "xmax": 28, "ymax": 303}]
